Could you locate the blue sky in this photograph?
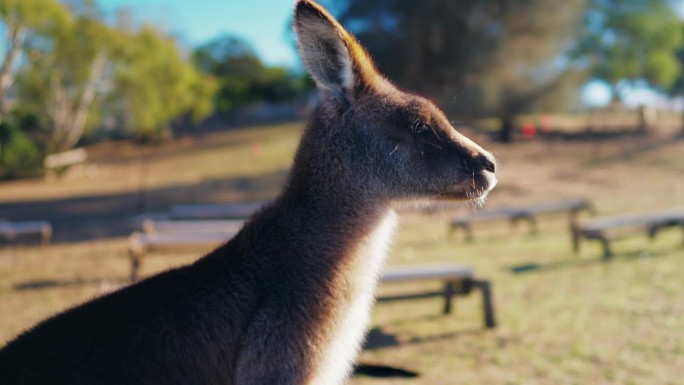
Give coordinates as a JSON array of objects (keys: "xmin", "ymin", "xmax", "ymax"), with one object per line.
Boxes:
[{"xmin": 97, "ymin": 0, "xmax": 298, "ymax": 67}]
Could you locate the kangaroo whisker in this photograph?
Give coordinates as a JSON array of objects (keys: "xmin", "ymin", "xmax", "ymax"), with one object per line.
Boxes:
[{"xmin": 419, "ymin": 138, "xmax": 443, "ymax": 150}]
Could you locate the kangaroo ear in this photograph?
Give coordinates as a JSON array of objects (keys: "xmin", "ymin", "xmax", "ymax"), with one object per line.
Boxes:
[{"xmin": 294, "ymin": 0, "xmax": 380, "ymax": 96}]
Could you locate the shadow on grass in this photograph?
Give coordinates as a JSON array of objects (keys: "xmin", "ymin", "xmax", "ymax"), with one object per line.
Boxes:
[
  {"xmin": 364, "ymin": 325, "xmax": 485, "ymax": 351},
  {"xmin": 438, "ymin": 226, "xmax": 545, "ymax": 245},
  {"xmin": 354, "ymin": 324, "xmax": 485, "ymax": 378},
  {"xmin": 0, "ymin": 169, "xmax": 287, "ymax": 244},
  {"xmin": 356, "ymin": 325, "xmax": 477, "ymax": 379},
  {"xmin": 13, "ymin": 277, "xmax": 127, "ymax": 291},
  {"xmin": 376, "ymin": 312, "xmax": 465, "ymax": 328},
  {"xmin": 353, "ymin": 363, "xmax": 419, "ymax": 378},
  {"xmin": 508, "ymin": 248, "xmax": 675, "ymax": 275},
  {"xmin": 508, "ymin": 259, "xmax": 600, "ymax": 274}
]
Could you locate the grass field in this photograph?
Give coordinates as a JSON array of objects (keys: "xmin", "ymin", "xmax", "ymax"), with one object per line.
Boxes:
[{"xmin": 1, "ymin": 122, "xmax": 683, "ymax": 384}]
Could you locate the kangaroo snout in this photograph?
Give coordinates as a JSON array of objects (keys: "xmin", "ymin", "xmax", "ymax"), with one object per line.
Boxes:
[
  {"xmin": 475, "ymin": 152, "xmax": 497, "ymax": 174},
  {"xmin": 459, "ymin": 147, "xmax": 497, "ymax": 200},
  {"xmin": 473, "ymin": 152, "xmax": 497, "ymax": 190},
  {"xmin": 480, "ymin": 154, "xmax": 498, "ymax": 192},
  {"xmin": 457, "ymin": 134, "xmax": 497, "ymax": 176},
  {"xmin": 451, "ymin": 129, "xmax": 496, "ymax": 173},
  {"xmin": 475, "ymin": 150, "xmax": 497, "ymax": 190}
]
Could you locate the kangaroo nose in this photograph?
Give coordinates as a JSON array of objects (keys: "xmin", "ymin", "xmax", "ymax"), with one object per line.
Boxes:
[
  {"xmin": 476, "ymin": 153, "xmax": 496, "ymax": 173},
  {"xmin": 483, "ymin": 157, "xmax": 496, "ymax": 173}
]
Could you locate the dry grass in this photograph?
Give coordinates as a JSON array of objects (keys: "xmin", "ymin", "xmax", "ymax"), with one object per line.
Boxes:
[{"xmin": 1, "ymin": 122, "xmax": 683, "ymax": 384}]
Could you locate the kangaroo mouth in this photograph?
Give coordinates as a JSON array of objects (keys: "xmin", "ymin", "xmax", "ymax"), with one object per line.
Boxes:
[
  {"xmin": 438, "ymin": 170, "xmax": 497, "ymax": 202},
  {"xmin": 437, "ymin": 189, "xmax": 489, "ymax": 202}
]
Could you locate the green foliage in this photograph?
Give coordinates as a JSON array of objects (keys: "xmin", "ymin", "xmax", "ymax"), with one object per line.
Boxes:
[
  {"xmin": 0, "ymin": 0, "xmax": 72, "ymax": 119},
  {"xmin": 17, "ymin": 12, "xmax": 113, "ymax": 152},
  {"xmin": 193, "ymin": 35, "xmax": 312, "ymax": 111},
  {"xmin": 113, "ymin": 26, "xmax": 216, "ymax": 141},
  {"xmin": 11, "ymin": 2, "xmax": 215, "ymax": 147},
  {"xmin": 576, "ymin": 0, "xmax": 683, "ymax": 97},
  {"xmin": 0, "ymin": 0, "xmax": 71, "ymax": 32},
  {"xmin": 667, "ymin": 24, "xmax": 684, "ymax": 98},
  {"xmin": 0, "ymin": 119, "xmax": 42, "ymax": 179}
]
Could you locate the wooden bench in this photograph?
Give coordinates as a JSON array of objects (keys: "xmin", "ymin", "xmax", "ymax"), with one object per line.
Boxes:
[
  {"xmin": 168, "ymin": 202, "xmax": 265, "ymax": 220},
  {"xmin": 142, "ymin": 219, "xmax": 245, "ymax": 234},
  {"xmin": 572, "ymin": 207, "xmax": 684, "ymax": 258},
  {"xmin": 44, "ymin": 148, "xmax": 87, "ymax": 177},
  {"xmin": 0, "ymin": 220, "xmax": 52, "ymax": 245},
  {"xmin": 129, "ymin": 230, "xmax": 239, "ymax": 281},
  {"xmin": 129, "ymin": 219, "xmax": 246, "ymax": 280},
  {"xmin": 451, "ymin": 198, "xmax": 593, "ymax": 240},
  {"xmin": 379, "ymin": 264, "xmax": 496, "ymax": 329}
]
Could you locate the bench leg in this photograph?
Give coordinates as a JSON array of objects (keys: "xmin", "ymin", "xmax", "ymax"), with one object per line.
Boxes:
[
  {"xmin": 129, "ymin": 250, "xmax": 143, "ymax": 282},
  {"xmin": 650, "ymin": 223, "xmax": 684, "ymax": 245},
  {"xmin": 511, "ymin": 216, "xmax": 537, "ymax": 235},
  {"xmin": 647, "ymin": 225, "xmax": 659, "ymax": 241},
  {"xmin": 450, "ymin": 223, "xmax": 473, "ymax": 242},
  {"xmin": 599, "ymin": 236, "xmax": 613, "ymax": 259},
  {"xmin": 41, "ymin": 226, "xmax": 52, "ymax": 246},
  {"xmin": 470, "ymin": 279, "xmax": 496, "ymax": 329},
  {"xmin": 443, "ymin": 282, "xmax": 455, "ymax": 314},
  {"xmin": 571, "ymin": 227, "xmax": 580, "ymax": 254}
]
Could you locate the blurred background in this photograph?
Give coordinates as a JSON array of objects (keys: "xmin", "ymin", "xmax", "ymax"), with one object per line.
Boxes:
[{"xmin": 1, "ymin": 1, "xmax": 683, "ymax": 384}]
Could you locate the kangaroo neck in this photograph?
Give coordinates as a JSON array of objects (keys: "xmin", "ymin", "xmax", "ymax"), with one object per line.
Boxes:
[
  {"xmin": 226, "ymin": 175, "xmax": 396, "ymax": 272},
  {"xmin": 276, "ymin": 181, "xmax": 393, "ymax": 243}
]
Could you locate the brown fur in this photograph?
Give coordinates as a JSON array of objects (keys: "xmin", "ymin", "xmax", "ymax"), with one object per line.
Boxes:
[{"xmin": 0, "ymin": 1, "xmax": 496, "ymax": 384}]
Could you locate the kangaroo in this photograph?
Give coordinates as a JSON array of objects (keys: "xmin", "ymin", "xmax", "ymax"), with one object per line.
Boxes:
[{"xmin": 0, "ymin": 1, "xmax": 496, "ymax": 384}]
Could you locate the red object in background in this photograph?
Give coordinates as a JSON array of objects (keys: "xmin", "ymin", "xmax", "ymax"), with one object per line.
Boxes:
[{"xmin": 521, "ymin": 122, "xmax": 536, "ymax": 139}]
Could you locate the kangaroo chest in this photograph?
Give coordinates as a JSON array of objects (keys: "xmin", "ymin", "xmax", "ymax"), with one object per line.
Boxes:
[{"xmin": 308, "ymin": 210, "xmax": 398, "ymax": 385}]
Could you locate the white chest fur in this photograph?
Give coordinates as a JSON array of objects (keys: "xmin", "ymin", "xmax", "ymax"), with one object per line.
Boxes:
[{"xmin": 309, "ymin": 210, "xmax": 398, "ymax": 385}]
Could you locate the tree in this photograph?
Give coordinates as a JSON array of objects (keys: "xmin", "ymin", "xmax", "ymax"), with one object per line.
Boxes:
[
  {"xmin": 14, "ymin": 3, "xmax": 215, "ymax": 150},
  {"xmin": 17, "ymin": 12, "xmax": 113, "ymax": 152},
  {"xmin": 193, "ymin": 34, "xmax": 312, "ymax": 112},
  {"xmin": 576, "ymin": 0, "xmax": 683, "ymax": 101},
  {"xmin": 667, "ymin": 23, "xmax": 684, "ymax": 135},
  {"xmin": 325, "ymin": 0, "xmax": 587, "ymax": 142},
  {"xmin": 0, "ymin": 117, "xmax": 41, "ymax": 178},
  {"xmin": 468, "ymin": 0, "xmax": 588, "ymax": 142},
  {"xmin": 113, "ymin": 26, "xmax": 215, "ymax": 141},
  {"xmin": 0, "ymin": 0, "xmax": 71, "ymax": 121}
]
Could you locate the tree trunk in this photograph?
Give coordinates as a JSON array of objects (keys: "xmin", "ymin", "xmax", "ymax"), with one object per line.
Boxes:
[
  {"xmin": 637, "ymin": 104, "xmax": 655, "ymax": 134},
  {"xmin": 61, "ymin": 51, "xmax": 108, "ymax": 151},
  {"xmin": 499, "ymin": 115, "xmax": 514, "ymax": 143},
  {"xmin": 0, "ymin": 25, "xmax": 26, "ymax": 121},
  {"xmin": 47, "ymin": 50, "xmax": 108, "ymax": 152}
]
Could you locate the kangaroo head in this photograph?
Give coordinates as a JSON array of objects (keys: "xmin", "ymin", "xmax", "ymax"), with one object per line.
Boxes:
[{"xmin": 292, "ymin": 0, "xmax": 496, "ymax": 205}]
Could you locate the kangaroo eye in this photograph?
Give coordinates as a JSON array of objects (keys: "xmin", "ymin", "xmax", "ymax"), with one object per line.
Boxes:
[{"xmin": 412, "ymin": 122, "xmax": 431, "ymax": 134}]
